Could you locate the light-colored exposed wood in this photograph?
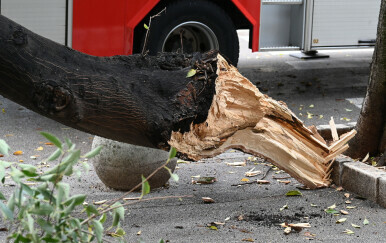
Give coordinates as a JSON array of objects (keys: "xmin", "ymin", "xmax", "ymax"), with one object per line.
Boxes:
[
  {"xmin": 329, "ymin": 117, "xmax": 339, "ymax": 141},
  {"xmin": 169, "ymin": 55, "xmax": 356, "ymax": 189}
]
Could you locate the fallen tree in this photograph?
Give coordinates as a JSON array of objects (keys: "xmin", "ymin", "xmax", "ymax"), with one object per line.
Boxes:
[{"xmin": 0, "ymin": 15, "xmax": 355, "ymax": 189}]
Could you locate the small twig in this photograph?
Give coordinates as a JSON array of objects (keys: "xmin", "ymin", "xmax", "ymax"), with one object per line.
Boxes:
[
  {"xmin": 45, "ymin": 152, "xmax": 65, "ymax": 231},
  {"xmin": 231, "ymin": 181, "xmax": 256, "ymax": 186},
  {"xmin": 179, "ymin": 29, "xmax": 185, "ymax": 53},
  {"xmin": 260, "ymin": 166, "xmax": 272, "ymax": 180},
  {"xmin": 272, "ymin": 176, "xmax": 291, "ymax": 180},
  {"xmin": 99, "ymin": 195, "xmax": 193, "ymax": 214},
  {"xmin": 142, "ymin": 8, "xmax": 166, "ymax": 56}
]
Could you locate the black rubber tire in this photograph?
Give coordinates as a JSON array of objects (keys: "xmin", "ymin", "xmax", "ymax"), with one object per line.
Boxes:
[{"xmin": 147, "ymin": 0, "xmax": 239, "ymax": 66}]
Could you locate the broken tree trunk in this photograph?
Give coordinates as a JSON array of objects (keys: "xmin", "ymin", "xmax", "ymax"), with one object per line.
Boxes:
[
  {"xmin": 0, "ymin": 15, "xmax": 355, "ymax": 189},
  {"xmin": 169, "ymin": 56, "xmax": 357, "ymax": 189}
]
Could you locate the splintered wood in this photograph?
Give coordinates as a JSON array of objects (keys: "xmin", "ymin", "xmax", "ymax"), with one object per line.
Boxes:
[{"xmin": 169, "ymin": 54, "xmax": 356, "ymax": 189}]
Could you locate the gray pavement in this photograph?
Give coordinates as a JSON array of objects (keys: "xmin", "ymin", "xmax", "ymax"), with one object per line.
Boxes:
[{"xmin": 1, "ymin": 33, "xmax": 385, "ymax": 242}]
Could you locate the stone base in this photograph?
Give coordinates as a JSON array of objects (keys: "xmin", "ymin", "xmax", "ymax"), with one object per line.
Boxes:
[{"xmin": 92, "ymin": 136, "xmax": 177, "ymax": 191}]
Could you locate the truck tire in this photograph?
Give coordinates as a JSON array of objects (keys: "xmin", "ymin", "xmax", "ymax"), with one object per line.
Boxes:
[{"xmin": 146, "ymin": 0, "xmax": 239, "ymax": 66}]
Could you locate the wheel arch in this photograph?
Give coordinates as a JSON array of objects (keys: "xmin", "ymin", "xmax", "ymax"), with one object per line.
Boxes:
[{"xmin": 132, "ymin": 0, "xmax": 253, "ymax": 54}]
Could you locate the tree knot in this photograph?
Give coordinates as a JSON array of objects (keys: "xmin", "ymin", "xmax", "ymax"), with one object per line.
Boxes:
[
  {"xmin": 11, "ymin": 27, "xmax": 28, "ymax": 46},
  {"xmin": 33, "ymin": 81, "xmax": 72, "ymax": 114}
]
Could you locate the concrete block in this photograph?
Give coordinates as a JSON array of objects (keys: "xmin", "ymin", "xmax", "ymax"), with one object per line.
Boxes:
[
  {"xmin": 331, "ymin": 156, "xmax": 352, "ymax": 186},
  {"xmin": 341, "ymin": 162, "xmax": 386, "ymax": 202},
  {"xmin": 316, "ymin": 123, "xmax": 356, "ymax": 141},
  {"xmin": 378, "ymin": 177, "xmax": 386, "ymax": 208},
  {"xmin": 92, "ymin": 136, "xmax": 177, "ymax": 191}
]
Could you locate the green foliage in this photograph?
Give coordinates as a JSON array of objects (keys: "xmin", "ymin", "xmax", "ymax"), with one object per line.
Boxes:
[
  {"xmin": 140, "ymin": 175, "xmax": 151, "ymax": 199},
  {"xmin": 0, "ymin": 134, "xmax": 180, "ymax": 242},
  {"xmin": 164, "ymin": 147, "xmax": 179, "ymax": 182},
  {"xmin": 0, "ymin": 134, "xmax": 127, "ymax": 242},
  {"xmin": 0, "ymin": 139, "xmax": 10, "ymax": 155}
]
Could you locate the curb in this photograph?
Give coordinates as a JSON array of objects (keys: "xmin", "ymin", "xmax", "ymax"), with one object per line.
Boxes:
[{"xmin": 332, "ymin": 156, "xmax": 386, "ymax": 208}]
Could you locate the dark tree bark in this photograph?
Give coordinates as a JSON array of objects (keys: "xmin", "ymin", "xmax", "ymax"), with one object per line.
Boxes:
[
  {"xmin": 346, "ymin": 0, "xmax": 386, "ymax": 160},
  {"xmin": 0, "ymin": 15, "xmax": 217, "ymax": 149}
]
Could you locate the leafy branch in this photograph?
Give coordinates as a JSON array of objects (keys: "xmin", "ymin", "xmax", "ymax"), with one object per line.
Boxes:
[{"xmin": 0, "ymin": 133, "xmax": 181, "ymax": 243}]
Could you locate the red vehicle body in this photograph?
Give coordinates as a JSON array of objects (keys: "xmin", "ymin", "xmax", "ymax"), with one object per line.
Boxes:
[{"xmin": 72, "ymin": 0, "xmax": 260, "ymax": 57}]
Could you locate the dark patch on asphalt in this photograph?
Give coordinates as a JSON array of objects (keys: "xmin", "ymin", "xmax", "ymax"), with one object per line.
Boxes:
[{"xmin": 245, "ymin": 212, "xmax": 322, "ymax": 227}]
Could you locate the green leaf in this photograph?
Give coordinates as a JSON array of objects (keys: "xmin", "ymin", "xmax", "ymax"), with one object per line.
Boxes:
[
  {"xmin": 140, "ymin": 175, "xmax": 150, "ymax": 198},
  {"xmin": 0, "ymin": 191, "xmax": 5, "ymax": 200},
  {"xmin": 56, "ymin": 182, "xmax": 70, "ymax": 205},
  {"xmin": 19, "ymin": 164, "xmax": 38, "ymax": 177},
  {"xmin": 30, "ymin": 203, "xmax": 54, "ymax": 216},
  {"xmin": 325, "ymin": 208, "xmax": 339, "ymax": 214},
  {"xmin": 110, "ymin": 202, "xmax": 124, "ymax": 228},
  {"xmin": 10, "ymin": 166, "xmax": 24, "ymax": 183},
  {"xmin": 38, "ymin": 174, "xmax": 59, "ymax": 182},
  {"xmin": 74, "ymin": 168, "xmax": 81, "ymax": 179},
  {"xmin": 41, "ymin": 237, "xmax": 60, "ymax": 243},
  {"xmin": 85, "ymin": 205, "xmax": 99, "ymax": 216},
  {"xmin": 186, "ymin": 69, "xmax": 197, "ymax": 78},
  {"xmin": 170, "ymin": 173, "xmax": 179, "ymax": 182},
  {"xmin": 114, "ymin": 228, "xmax": 125, "ymax": 237},
  {"xmin": 144, "ymin": 23, "xmax": 149, "ymax": 30},
  {"xmin": 47, "ymin": 149, "xmax": 62, "ymax": 161},
  {"xmin": 37, "ymin": 218, "xmax": 55, "ymax": 234},
  {"xmin": 81, "ymin": 162, "xmax": 90, "ymax": 174},
  {"xmin": 40, "ymin": 132, "xmax": 62, "ymax": 149},
  {"xmin": 0, "ymin": 201, "xmax": 13, "ymax": 219},
  {"xmin": 169, "ymin": 147, "xmax": 177, "ymax": 159},
  {"xmin": 99, "ymin": 213, "xmax": 107, "ymax": 223},
  {"xmin": 208, "ymin": 225, "xmax": 218, "ymax": 230},
  {"xmin": 111, "ymin": 211, "xmax": 120, "ymax": 228},
  {"xmin": 0, "ymin": 139, "xmax": 10, "ymax": 156},
  {"xmin": 62, "ymin": 149, "xmax": 81, "ymax": 166},
  {"xmin": 26, "ymin": 213, "xmax": 35, "ymax": 233},
  {"xmin": 6, "ymin": 194, "xmax": 15, "ymax": 212},
  {"xmin": 363, "ymin": 218, "xmax": 369, "ymax": 225},
  {"xmin": 113, "ymin": 202, "xmax": 124, "ymax": 221},
  {"xmin": 285, "ymin": 190, "xmax": 302, "ymax": 196},
  {"xmin": 63, "ymin": 194, "xmax": 86, "ymax": 207},
  {"xmin": 83, "ymin": 145, "xmax": 102, "ymax": 158},
  {"xmin": 93, "ymin": 220, "xmax": 104, "ymax": 243},
  {"xmin": 159, "ymin": 240, "xmax": 165, "ymax": 243},
  {"xmin": 20, "ymin": 183, "xmax": 34, "ymax": 196},
  {"xmin": 14, "ymin": 234, "xmax": 31, "ymax": 242},
  {"xmin": 0, "ymin": 164, "xmax": 5, "ymax": 184},
  {"xmin": 65, "ymin": 138, "xmax": 73, "ymax": 149},
  {"xmin": 44, "ymin": 150, "xmax": 80, "ymax": 176},
  {"xmin": 69, "ymin": 218, "xmax": 82, "ymax": 231},
  {"xmin": 0, "ymin": 161, "xmax": 12, "ymax": 168}
]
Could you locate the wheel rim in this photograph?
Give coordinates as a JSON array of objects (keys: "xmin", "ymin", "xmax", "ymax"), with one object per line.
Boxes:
[{"xmin": 162, "ymin": 21, "xmax": 219, "ymax": 53}]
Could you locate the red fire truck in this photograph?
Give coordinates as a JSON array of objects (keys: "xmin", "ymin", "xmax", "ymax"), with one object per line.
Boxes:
[{"xmin": 0, "ymin": 0, "xmax": 381, "ymax": 65}]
